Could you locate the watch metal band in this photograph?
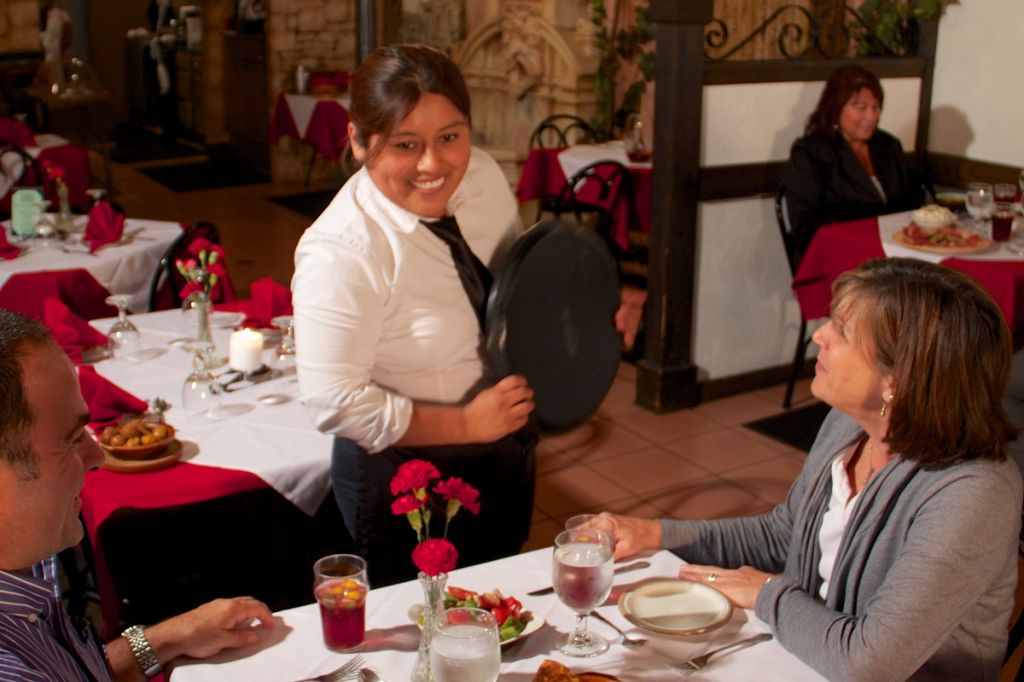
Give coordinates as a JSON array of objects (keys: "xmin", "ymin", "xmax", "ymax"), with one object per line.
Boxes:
[{"xmin": 121, "ymin": 625, "xmax": 162, "ymax": 678}]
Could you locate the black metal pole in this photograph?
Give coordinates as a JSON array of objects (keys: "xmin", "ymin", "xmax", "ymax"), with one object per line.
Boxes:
[{"xmin": 356, "ymin": 0, "xmax": 376, "ymax": 64}]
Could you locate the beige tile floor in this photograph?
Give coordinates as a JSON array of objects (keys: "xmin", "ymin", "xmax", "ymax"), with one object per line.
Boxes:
[{"xmin": 101, "ymin": 152, "xmax": 1021, "ymax": 679}]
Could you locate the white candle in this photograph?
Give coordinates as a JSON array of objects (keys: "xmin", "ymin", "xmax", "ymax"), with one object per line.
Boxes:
[{"xmin": 229, "ymin": 328, "xmax": 264, "ymax": 372}]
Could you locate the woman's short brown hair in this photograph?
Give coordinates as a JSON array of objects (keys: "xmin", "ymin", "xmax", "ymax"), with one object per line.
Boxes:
[
  {"xmin": 346, "ymin": 43, "xmax": 471, "ymax": 165},
  {"xmin": 806, "ymin": 64, "xmax": 885, "ymax": 137},
  {"xmin": 832, "ymin": 257, "xmax": 1016, "ymax": 467}
]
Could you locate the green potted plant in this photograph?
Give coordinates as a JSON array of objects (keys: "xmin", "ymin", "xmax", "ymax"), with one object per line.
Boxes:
[
  {"xmin": 589, "ymin": 0, "xmax": 655, "ymax": 139},
  {"xmin": 850, "ymin": 0, "xmax": 959, "ymax": 57}
]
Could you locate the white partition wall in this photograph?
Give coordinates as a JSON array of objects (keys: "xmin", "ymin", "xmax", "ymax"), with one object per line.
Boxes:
[{"xmin": 691, "ymin": 78, "xmax": 921, "ymax": 380}]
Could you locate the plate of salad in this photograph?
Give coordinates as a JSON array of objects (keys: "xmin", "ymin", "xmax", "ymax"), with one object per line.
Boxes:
[{"xmin": 408, "ymin": 586, "xmax": 544, "ymax": 647}]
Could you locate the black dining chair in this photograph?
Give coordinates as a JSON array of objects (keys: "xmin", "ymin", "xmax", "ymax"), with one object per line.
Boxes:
[
  {"xmin": 775, "ymin": 184, "xmax": 815, "ymax": 409},
  {"xmin": 553, "ymin": 160, "xmax": 635, "ymax": 257},
  {"xmin": 528, "ymin": 114, "xmax": 597, "ymax": 150},
  {"xmin": 0, "ymin": 144, "xmax": 43, "ymax": 216},
  {"xmin": 147, "ymin": 221, "xmax": 226, "ymax": 311}
]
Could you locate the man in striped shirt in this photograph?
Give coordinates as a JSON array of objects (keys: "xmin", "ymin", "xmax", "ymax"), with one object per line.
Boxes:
[{"xmin": 0, "ymin": 310, "xmax": 276, "ymax": 680}]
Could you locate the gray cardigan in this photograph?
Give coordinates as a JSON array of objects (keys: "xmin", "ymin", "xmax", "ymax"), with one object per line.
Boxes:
[{"xmin": 661, "ymin": 409, "xmax": 1022, "ymax": 681}]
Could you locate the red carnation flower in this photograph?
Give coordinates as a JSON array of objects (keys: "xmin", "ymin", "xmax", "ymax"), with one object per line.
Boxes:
[
  {"xmin": 391, "ymin": 493, "xmax": 425, "ymax": 515},
  {"xmin": 41, "ymin": 160, "xmax": 65, "ymax": 180},
  {"xmin": 434, "ymin": 477, "xmax": 481, "ymax": 515},
  {"xmin": 412, "ymin": 538, "xmax": 458, "ymax": 576},
  {"xmin": 188, "ymin": 237, "xmax": 214, "ymax": 257},
  {"xmin": 390, "ymin": 459, "xmax": 441, "ymax": 495}
]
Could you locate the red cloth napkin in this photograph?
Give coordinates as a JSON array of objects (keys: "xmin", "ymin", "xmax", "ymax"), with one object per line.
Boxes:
[
  {"xmin": 84, "ymin": 201, "xmax": 126, "ymax": 253},
  {"xmin": 243, "ymin": 277, "xmax": 293, "ymax": 328},
  {"xmin": 76, "ymin": 365, "xmax": 149, "ymax": 431},
  {"xmin": 0, "ymin": 117, "xmax": 35, "ymax": 146},
  {"xmin": 0, "ymin": 229, "xmax": 21, "ymax": 260},
  {"xmin": 42, "ymin": 298, "xmax": 109, "ymax": 364}
]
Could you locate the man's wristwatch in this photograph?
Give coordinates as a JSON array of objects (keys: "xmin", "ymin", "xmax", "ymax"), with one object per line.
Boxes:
[{"xmin": 121, "ymin": 625, "xmax": 162, "ymax": 677}]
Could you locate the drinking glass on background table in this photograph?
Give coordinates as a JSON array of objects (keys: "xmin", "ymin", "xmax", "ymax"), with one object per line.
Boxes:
[
  {"xmin": 553, "ymin": 528, "xmax": 614, "ymax": 657},
  {"xmin": 992, "ymin": 202, "xmax": 1014, "ymax": 242},
  {"xmin": 429, "ymin": 607, "xmax": 501, "ymax": 682},
  {"xmin": 313, "ymin": 554, "xmax": 368, "ymax": 652},
  {"xmin": 966, "ymin": 182, "xmax": 993, "ymax": 231},
  {"xmin": 269, "ymin": 314, "xmax": 296, "ymax": 373},
  {"xmin": 995, "ymin": 183, "xmax": 1017, "ymax": 204},
  {"xmin": 105, "ymin": 295, "xmax": 143, "ymax": 359},
  {"xmin": 624, "ymin": 112, "xmax": 651, "ymax": 163}
]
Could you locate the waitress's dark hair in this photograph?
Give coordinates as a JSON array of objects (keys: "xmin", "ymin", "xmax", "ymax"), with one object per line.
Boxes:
[
  {"xmin": 832, "ymin": 258, "xmax": 1016, "ymax": 467},
  {"xmin": 806, "ymin": 64, "xmax": 884, "ymax": 137},
  {"xmin": 345, "ymin": 44, "xmax": 471, "ymax": 170}
]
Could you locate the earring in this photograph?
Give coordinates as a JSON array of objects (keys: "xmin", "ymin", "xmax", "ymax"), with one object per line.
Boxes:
[{"xmin": 880, "ymin": 402, "xmax": 887, "ymax": 418}]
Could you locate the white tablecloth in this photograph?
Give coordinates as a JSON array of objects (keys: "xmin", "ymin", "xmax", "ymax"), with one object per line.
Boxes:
[
  {"xmin": 878, "ymin": 211, "xmax": 1024, "ymax": 263},
  {"xmin": 2, "ymin": 218, "xmax": 182, "ymax": 312},
  {"xmin": 283, "ymin": 93, "xmax": 352, "ymax": 138},
  {"xmin": 90, "ymin": 309, "xmax": 334, "ymax": 515},
  {"xmin": 557, "ymin": 140, "xmax": 652, "ymax": 181},
  {"xmin": 170, "ymin": 549, "xmax": 823, "ymax": 682}
]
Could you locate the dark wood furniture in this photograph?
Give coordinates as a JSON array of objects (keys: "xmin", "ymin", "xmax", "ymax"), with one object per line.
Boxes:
[{"xmin": 223, "ymin": 32, "xmax": 269, "ymax": 174}]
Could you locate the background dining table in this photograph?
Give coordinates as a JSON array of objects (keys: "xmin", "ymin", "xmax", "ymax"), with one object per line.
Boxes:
[
  {"xmin": 270, "ymin": 91, "xmax": 352, "ymax": 184},
  {"xmin": 516, "ymin": 140, "xmax": 653, "ymax": 251},
  {"xmin": 169, "ymin": 548, "xmax": 824, "ymax": 681},
  {"xmin": 1, "ymin": 217, "xmax": 181, "ymax": 318},
  {"xmin": 82, "ymin": 309, "xmax": 342, "ymax": 635},
  {"xmin": 0, "ymin": 132, "xmax": 91, "ymax": 212},
  {"xmin": 793, "ymin": 211, "xmax": 1024, "ymax": 332}
]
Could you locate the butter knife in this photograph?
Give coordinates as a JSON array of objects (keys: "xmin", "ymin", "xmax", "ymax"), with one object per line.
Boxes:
[{"xmin": 527, "ymin": 560, "xmax": 651, "ymax": 596}]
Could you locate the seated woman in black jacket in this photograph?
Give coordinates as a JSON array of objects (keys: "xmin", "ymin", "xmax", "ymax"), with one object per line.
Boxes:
[{"xmin": 782, "ymin": 64, "xmax": 923, "ymax": 260}]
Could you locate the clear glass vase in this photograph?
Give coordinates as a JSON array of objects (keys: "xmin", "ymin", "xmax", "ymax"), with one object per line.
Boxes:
[
  {"xmin": 184, "ymin": 289, "xmax": 213, "ymax": 346},
  {"xmin": 55, "ymin": 181, "xmax": 74, "ymax": 235},
  {"xmin": 411, "ymin": 571, "xmax": 448, "ymax": 682}
]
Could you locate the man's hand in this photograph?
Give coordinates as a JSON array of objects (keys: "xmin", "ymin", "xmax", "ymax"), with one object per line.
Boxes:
[
  {"xmin": 614, "ymin": 285, "xmax": 647, "ymax": 351},
  {"xmin": 677, "ymin": 564, "xmax": 775, "ymax": 610},
  {"xmin": 150, "ymin": 596, "xmax": 275, "ymax": 661},
  {"xmin": 462, "ymin": 374, "xmax": 535, "ymax": 442}
]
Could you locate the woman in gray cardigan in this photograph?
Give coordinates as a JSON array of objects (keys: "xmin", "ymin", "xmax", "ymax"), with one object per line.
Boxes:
[{"xmin": 603, "ymin": 258, "xmax": 1022, "ymax": 681}]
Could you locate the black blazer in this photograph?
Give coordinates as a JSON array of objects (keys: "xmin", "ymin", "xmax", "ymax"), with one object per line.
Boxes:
[{"xmin": 781, "ymin": 129, "xmax": 923, "ymax": 258}]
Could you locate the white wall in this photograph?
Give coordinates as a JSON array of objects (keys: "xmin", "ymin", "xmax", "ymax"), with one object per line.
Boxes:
[
  {"xmin": 693, "ymin": 79, "xmax": 920, "ymax": 380},
  {"xmin": 930, "ymin": 0, "xmax": 1024, "ymax": 166}
]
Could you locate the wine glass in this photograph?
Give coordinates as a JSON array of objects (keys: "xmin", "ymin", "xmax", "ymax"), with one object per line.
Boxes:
[
  {"xmin": 86, "ymin": 187, "xmax": 107, "ymax": 205},
  {"xmin": 966, "ymin": 182, "xmax": 993, "ymax": 231},
  {"xmin": 429, "ymin": 607, "xmax": 501, "ymax": 682},
  {"xmin": 181, "ymin": 342, "xmax": 222, "ymax": 417},
  {"xmin": 105, "ymin": 294, "xmax": 143, "ymax": 359},
  {"xmin": 623, "ymin": 112, "xmax": 651, "ymax": 163},
  {"xmin": 552, "ymin": 528, "xmax": 614, "ymax": 657},
  {"xmin": 269, "ymin": 314, "xmax": 296, "ymax": 373}
]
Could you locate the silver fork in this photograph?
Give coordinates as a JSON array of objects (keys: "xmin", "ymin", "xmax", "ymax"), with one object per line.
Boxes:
[
  {"xmin": 589, "ymin": 610, "xmax": 648, "ymax": 647},
  {"xmin": 292, "ymin": 654, "xmax": 365, "ymax": 682},
  {"xmin": 669, "ymin": 633, "xmax": 772, "ymax": 675}
]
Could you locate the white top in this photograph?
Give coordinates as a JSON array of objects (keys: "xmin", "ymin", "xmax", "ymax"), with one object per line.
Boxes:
[
  {"xmin": 291, "ymin": 147, "xmax": 521, "ymax": 453},
  {"xmin": 817, "ymin": 448, "xmax": 860, "ymax": 599}
]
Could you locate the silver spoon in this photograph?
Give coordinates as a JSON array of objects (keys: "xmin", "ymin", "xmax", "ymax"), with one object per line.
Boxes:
[{"xmin": 589, "ymin": 610, "xmax": 648, "ymax": 647}]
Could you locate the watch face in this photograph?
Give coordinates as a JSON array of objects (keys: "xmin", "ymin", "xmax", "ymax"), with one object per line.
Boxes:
[{"xmin": 485, "ymin": 219, "xmax": 621, "ymax": 432}]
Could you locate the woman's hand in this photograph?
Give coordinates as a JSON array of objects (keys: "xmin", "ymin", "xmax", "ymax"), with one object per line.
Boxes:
[
  {"xmin": 597, "ymin": 512, "xmax": 661, "ymax": 560},
  {"xmin": 462, "ymin": 374, "xmax": 535, "ymax": 442},
  {"xmin": 614, "ymin": 286, "xmax": 647, "ymax": 351},
  {"xmin": 677, "ymin": 564, "xmax": 775, "ymax": 610}
]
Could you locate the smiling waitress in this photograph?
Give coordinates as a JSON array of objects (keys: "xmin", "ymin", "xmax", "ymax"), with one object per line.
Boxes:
[{"xmin": 292, "ymin": 44, "xmax": 537, "ymax": 586}]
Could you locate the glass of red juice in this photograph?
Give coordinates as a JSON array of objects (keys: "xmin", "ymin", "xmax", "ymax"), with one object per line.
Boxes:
[
  {"xmin": 313, "ymin": 554, "xmax": 368, "ymax": 651},
  {"xmin": 992, "ymin": 202, "xmax": 1014, "ymax": 242}
]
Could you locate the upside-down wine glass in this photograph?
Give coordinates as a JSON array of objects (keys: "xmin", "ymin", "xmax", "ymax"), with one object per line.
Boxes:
[
  {"xmin": 553, "ymin": 528, "xmax": 614, "ymax": 657},
  {"xmin": 181, "ymin": 342, "xmax": 222, "ymax": 417},
  {"xmin": 105, "ymin": 294, "xmax": 143, "ymax": 359}
]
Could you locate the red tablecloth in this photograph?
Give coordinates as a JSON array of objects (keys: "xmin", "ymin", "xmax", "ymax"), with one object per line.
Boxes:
[
  {"xmin": 516, "ymin": 147, "xmax": 652, "ymax": 250},
  {"xmin": 269, "ymin": 92, "xmax": 350, "ymax": 162},
  {"xmin": 0, "ymin": 142, "xmax": 90, "ymax": 213},
  {"xmin": 792, "ymin": 216, "xmax": 1024, "ymax": 331},
  {"xmin": 81, "ymin": 463, "xmax": 268, "ymax": 636},
  {"xmin": 0, "ymin": 269, "xmax": 116, "ymax": 320}
]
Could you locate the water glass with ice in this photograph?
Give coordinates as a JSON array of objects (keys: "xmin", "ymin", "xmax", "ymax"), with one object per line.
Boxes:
[
  {"xmin": 429, "ymin": 607, "xmax": 500, "ymax": 682},
  {"xmin": 553, "ymin": 528, "xmax": 614, "ymax": 657}
]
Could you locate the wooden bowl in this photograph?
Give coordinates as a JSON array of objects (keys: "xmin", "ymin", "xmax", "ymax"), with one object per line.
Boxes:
[{"xmin": 97, "ymin": 422, "xmax": 176, "ymax": 461}]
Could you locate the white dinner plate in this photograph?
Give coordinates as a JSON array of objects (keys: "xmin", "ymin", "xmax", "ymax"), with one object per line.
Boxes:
[
  {"xmin": 618, "ymin": 579, "xmax": 732, "ymax": 636},
  {"xmin": 407, "ymin": 603, "xmax": 545, "ymax": 649}
]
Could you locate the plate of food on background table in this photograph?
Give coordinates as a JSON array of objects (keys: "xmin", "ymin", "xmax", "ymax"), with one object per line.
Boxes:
[{"xmin": 892, "ymin": 205, "xmax": 992, "ymax": 255}]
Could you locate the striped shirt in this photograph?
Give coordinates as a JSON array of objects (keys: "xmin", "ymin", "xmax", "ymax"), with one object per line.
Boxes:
[{"xmin": 0, "ymin": 555, "xmax": 111, "ymax": 681}]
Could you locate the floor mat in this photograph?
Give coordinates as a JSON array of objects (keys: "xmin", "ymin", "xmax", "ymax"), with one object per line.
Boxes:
[
  {"xmin": 110, "ymin": 125, "xmax": 202, "ymax": 164},
  {"xmin": 267, "ymin": 189, "xmax": 338, "ymax": 220},
  {"xmin": 139, "ymin": 155, "xmax": 269, "ymax": 192},
  {"xmin": 743, "ymin": 401, "xmax": 831, "ymax": 453}
]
